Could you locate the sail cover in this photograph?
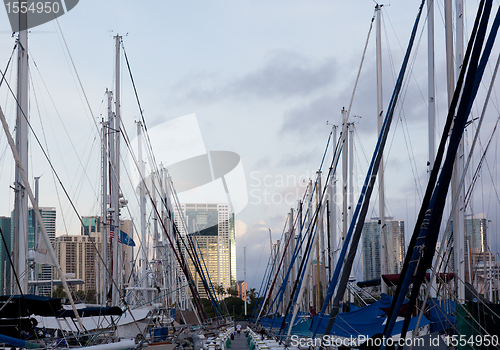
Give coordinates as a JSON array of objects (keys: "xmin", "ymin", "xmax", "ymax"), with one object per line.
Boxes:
[{"xmin": 293, "ymin": 294, "xmax": 430, "ymax": 338}]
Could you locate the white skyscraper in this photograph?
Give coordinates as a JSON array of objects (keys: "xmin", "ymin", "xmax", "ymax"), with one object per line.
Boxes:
[
  {"xmin": 28, "ymin": 207, "xmax": 56, "ymax": 295},
  {"xmin": 362, "ymin": 217, "xmax": 405, "ymax": 282},
  {"xmin": 175, "ymin": 203, "xmax": 236, "ymax": 298}
]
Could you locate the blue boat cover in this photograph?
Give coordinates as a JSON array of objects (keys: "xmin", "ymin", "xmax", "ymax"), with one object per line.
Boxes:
[
  {"xmin": 427, "ymin": 298, "xmax": 455, "ymax": 333},
  {"xmin": 292, "ymin": 294, "xmax": 430, "ymax": 338},
  {"xmin": 0, "ymin": 294, "xmax": 62, "ymax": 317},
  {"xmin": 260, "ymin": 312, "xmax": 308, "ymax": 329}
]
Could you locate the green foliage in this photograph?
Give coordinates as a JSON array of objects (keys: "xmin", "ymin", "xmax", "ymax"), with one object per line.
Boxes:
[
  {"xmin": 244, "ymin": 288, "xmax": 262, "ymax": 317},
  {"xmin": 226, "ymin": 287, "xmax": 239, "ymax": 297},
  {"xmin": 51, "ymin": 286, "xmax": 98, "ymax": 304},
  {"xmin": 86, "ymin": 290, "xmax": 97, "ymax": 304},
  {"xmin": 200, "ymin": 298, "xmax": 216, "ymax": 318},
  {"xmin": 216, "ymin": 284, "xmax": 226, "ymax": 296},
  {"xmin": 53, "ymin": 285, "xmax": 66, "ymax": 298},
  {"xmin": 223, "ymin": 296, "xmax": 244, "ymax": 316}
]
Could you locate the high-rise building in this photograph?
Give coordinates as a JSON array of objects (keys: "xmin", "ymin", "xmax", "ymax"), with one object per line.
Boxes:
[
  {"xmin": 56, "ymin": 217, "xmax": 132, "ymax": 294},
  {"xmin": 8, "ymin": 208, "xmax": 56, "ymax": 295},
  {"xmin": 28, "ymin": 207, "xmax": 56, "ymax": 295},
  {"xmin": 236, "ymin": 280, "xmax": 247, "ymax": 300},
  {"xmin": 465, "ymin": 213, "xmax": 488, "ymax": 254},
  {"xmin": 0, "ymin": 216, "xmax": 12, "ymax": 294},
  {"xmin": 56, "ymin": 216, "xmax": 104, "ymax": 293},
  {"xmin": 56, "ymin": 234, "xmax": 102, "ymax": 293},
  {"xmin": 464, "ymin": 213, "xmax": 491, "ymax": 273},
  {"xmin": 82, "ymin": 216, "xmax": 101, "ymax": 237},
  {"xmin": 447, "ymin": 213, "xmax": 489, "ymax": 274},
  {"xmin": 175, "ymin": 203, "xmax": 236, "ymax": 298},
  {"xmin": 362, "ymin": 217, "xmax": 405, "ymax": 281}
]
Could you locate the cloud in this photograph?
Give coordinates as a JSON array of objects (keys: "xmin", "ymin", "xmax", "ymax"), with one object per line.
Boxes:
[
  {"xmin": 235, "ymin": 219, "xmax": 247, "ymax": 239},
  {"xmin": 173, "ymin": 50, "xmax": 337, "ymax": 103},
  {"xmin": 278, "ymin": 150, "xmax": 320, "ymax": 168},
  {"xmin": 280, "ymin": 94, "xmax": 338, "ymax": 134},
  {"xmin": 253, "ymin": 156, "xmax": 271, "ymax": 170},
  {"xmin": 229, "ymin": 51, "xmax": 336, "ymax": 99}
]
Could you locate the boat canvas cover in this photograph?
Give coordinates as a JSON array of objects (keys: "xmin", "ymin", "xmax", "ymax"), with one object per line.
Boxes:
[
  {"xmin": 260, "ymin": 312, "xmax": 308, "ymax": 329},
  {"xmin": 55, "ymin": 306, "xmax": 123, "ymax": 318},
  {"xmin": 427, "ymin": 298, "xmax": 455, "ymax": 333},
  {"xmin": 0, "ymin": 294, "xmax": 62, "ymax": 317},
  {"xmin": 302, "ymin": 294, "xmax": 430, "ymax": 338}
]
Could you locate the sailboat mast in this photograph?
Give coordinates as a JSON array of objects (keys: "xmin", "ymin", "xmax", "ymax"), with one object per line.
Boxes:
[
  {"xmin": 153, "ymin": 170, "xmax": 159, "ymax": 298},
  {"xmin": 33, "ymin": 176, "xmax": 40, "ymax": 293},
  {"xmin": 329, "ymin": 125, "xmax": 337, "ymax": 283},
  {"xmin": 315, "ymin": 171, "xmax": 323, "ymax": 309},
  {"xmin": 244, "ymin": 246, "xmax": 247, "ymax": 316},
  {"xmin": 13, "ymin": 11, "xmax": 29, "ymax": 295},
  {"xmin": 289, "ymin": 207, "xmax": 295, "ymax": 305},
  {"xmin": 376, "ymin": 4, "xmax": 387, "ymax": 295},
  {"xmin": 111, "ymin": 34, "xmax": 122, "ymax": 306},
  {"xmin": 427, "ymin": 0, "xmax": 438, "ymax": 299},
  {"xmin": 341, "ymin": 108, "xmax": 349, "ymax": 307},
  {"xmin": 101, "ymin": 90, "xmax": 111, "ymax": 305},
  {"xmin": 348, "ymin": 127, "xmax": 354, "ymax": 225},
  {"xmin": 137, "ymin": 120, "xmax": 147, "ymax": 290},
  {"xmin": 342, "ymin": 109, "xmax": 348, "ymax": 246},
  {"xmin": 428, "ymin": 0, "xmax": 436, "ymax": 173},
  {"xmin": 454, "ymin": 0, "xmax": 466, "ymax": 301},
  {"xmin": 445, "ymin": 0, "xmax": 465, "ymax": 302}
]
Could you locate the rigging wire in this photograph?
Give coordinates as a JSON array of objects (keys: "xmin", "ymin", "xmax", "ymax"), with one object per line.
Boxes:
[{"xmin": 53, "ymin": 18, "xmax": 99, "ymax": 130}]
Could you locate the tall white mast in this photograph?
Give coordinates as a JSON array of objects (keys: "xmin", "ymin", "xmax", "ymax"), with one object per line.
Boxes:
[
  {"xmin": 317, "ymin": 170, "xmax": 327, "ymax": 306},
  {"xmin": 341, "ymin": 108, "xmax": 350, "ymax": 307},
  {"xmin": 111, "ymin": 34, "xmax": 122, "ymax": 306},
  {"xmin": 289, "ymin": 207, "xmax": 295, "ymax": 298},
  {"xmin": 329, "ymin": 125, "xmax": 337, "ymax": 282},
  {"xmin": 342, "ymin": 108, "xmax": 348, "ymax": 244},
  {"xmin": 445, "ymin": 0, "xmax": 465, "ymax": 302},
  {"xmin": 282, "ymin": 213, "xmax": 290, "ymax": 314},
  {"xmin": 376, "ymin": 4, "xmax": 387, "ymax": 295},
  {"xmin": 13, "ymin": 12, "xmax": 29, "ymax": 295},
  {"xmin": 244, "ymin": 246, "xmax": 247, "ymax": 316},
  {"xmin": 348, "ymin": 126, "xmax": 354, "ymax": 228},
  {"xmin": 428, "ymin": 0, "xmax": 436, "ymax": 173},
  {"xmin": 152, "ymin": 166, "xmax": 158, "ymax": 301},
  {"xmin": 454, "ymin": 0, "xmax": 465, "ymax": 302},
  {"xmin": 427, "ymin": 0, "xmax": 437, "ymax": 298},
  {"xmin": 31, "ymin": 176, "xmax": 40, "ymax": 294},
  {"xmin": 137, "ymin": 121, "xmax": 147, "ymax": 290},
  {"xmin": 101, "ymin": 90, "xmax": 111, "ymax": 305}
]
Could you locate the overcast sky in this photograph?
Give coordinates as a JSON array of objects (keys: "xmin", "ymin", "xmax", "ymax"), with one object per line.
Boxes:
[{"xmin": 0, "ymin": 0, "xmax": 499, "ymax": 291}]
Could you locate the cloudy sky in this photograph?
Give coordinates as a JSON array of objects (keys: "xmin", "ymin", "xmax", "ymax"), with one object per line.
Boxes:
[{"xmin": 0, "ymin": 0, "xmax": 499, "ymax": 291}]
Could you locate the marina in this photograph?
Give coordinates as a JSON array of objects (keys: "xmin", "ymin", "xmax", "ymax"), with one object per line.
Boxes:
[{"xmin": 0, "ymin": 0, "xmax": 500, "ymax": 349}]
